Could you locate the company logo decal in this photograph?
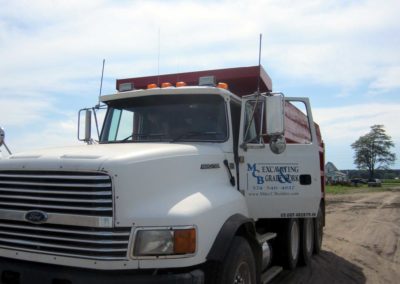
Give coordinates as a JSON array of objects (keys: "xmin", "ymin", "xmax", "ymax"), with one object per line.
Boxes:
[
  {"xmin": 25, "ymin": 210, "xmax": 48, "ymax": 224},
  {"xmin": 247, "ymin": 163, "xmax": 300, "ymax": 196},
  {"xmin": 248, "ymin": 163, "xmax": 299, "ymax": 185}
]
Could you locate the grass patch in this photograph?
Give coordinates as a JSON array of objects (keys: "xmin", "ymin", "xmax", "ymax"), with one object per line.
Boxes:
[
  {"xmin": 326, "ymin": 183, "xmax": 400, "ymax": 195},
  {"xmin": 383, "ymin": 179, "xmax": 400, "ymax": 184}
]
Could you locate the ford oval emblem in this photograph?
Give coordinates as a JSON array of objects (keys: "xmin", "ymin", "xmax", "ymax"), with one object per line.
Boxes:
[{"xmin": 25, "ymin": 210, "xmax": 48, "ymax": 224}]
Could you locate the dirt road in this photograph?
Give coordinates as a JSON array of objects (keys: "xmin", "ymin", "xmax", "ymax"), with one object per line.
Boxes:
[{"xmin": 271, "ymin": 189, "xmax": 400, "ymax": 284}]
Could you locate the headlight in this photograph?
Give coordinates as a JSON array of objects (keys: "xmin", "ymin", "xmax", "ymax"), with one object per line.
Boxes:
[{"xmin": 133, "ymin": 227, "xmax": 196, "ymax": 257}]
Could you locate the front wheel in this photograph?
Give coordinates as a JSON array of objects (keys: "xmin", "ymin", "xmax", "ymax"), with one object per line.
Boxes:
[{"xmin": 218, "ymin": 236, "xmax": 257, "ymax": 284}]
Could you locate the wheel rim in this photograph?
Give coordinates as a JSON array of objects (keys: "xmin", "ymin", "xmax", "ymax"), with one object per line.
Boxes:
[
  {"xmin": 233, "ymin": 261, "xmax": 252, "ymax": 284},
  {"xmin": 306, "ymin": 219, "xmax": 313, "ymax": 253},
  {"xmin": 290, "ymin": 220, "xmax": 299, "ymax": 259}
]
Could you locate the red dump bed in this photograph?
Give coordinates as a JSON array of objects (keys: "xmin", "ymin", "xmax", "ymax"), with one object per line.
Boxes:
[{"xmin": 284, "ymin": 101, "xmax": 323, "ymax": 146}]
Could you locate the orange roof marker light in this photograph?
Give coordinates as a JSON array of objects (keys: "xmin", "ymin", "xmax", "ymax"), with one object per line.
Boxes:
[
  {"xmin": 176, "ymin": 81, "xmax": 187, "ymax": 87},
  {"xmin": 147, "ymin": 83, "xmax": 158, "ymax": 89},
  {"xmin": 217, "ymin": 82, "xmax": 228, "ymax": 90},
  {"xmin": 161, "ymin": 82, "xmax": 172, "ymax": 88}
]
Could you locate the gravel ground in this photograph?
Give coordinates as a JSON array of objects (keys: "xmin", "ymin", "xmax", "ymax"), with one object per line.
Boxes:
[{"xmin": 271, "ymin": 189, "xmax": 400, "ymax": 284}]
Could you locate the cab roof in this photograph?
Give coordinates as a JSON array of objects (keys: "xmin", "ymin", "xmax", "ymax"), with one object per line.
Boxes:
[{"xmin": 100, "ymin": 86, "xmax": 239, "ymax": 103}]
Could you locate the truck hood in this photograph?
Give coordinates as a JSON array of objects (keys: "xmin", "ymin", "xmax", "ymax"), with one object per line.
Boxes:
[
  {"xmin": 0, "ymin": 142, "xmax": 247, "ymax": 269},
  {"xmin": 0, "ymin": 143, "xmax": 211, "ymax": 171}
]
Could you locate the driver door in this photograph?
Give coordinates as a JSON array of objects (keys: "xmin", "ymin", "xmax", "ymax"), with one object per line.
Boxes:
[{"xmin": 238, "ymin": 95, "xmax": 321, "ymax": 219}]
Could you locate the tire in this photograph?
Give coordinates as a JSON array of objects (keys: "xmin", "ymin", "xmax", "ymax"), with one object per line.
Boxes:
[
  {"xmin": 283, "ymin": 218, "xmax": 300, "ymax": 270},
  {"xmin": 300, "ymin": 218, "xmax": 314, "ymax": 266},
  {"xmin": 218, "ymin": 236, "xmax": 257, "ymax": 284},
  {"xmin": 314, "ymin": 206, "xmax": 324, "ymax": 254}
]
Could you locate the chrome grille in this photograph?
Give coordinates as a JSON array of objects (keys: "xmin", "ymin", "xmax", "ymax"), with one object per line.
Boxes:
[
  {"xmin": 0, "ymin": 171, "xmax": 113, "ymax": 217},
  {"xmin": 0, "ymin": 219, "xmax": 130, "ymax": 260}
]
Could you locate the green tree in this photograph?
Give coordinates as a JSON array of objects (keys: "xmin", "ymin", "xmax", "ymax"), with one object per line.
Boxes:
[{"xmin": 351, "ymin": 125, "xmax": 396, "ymax": 179}]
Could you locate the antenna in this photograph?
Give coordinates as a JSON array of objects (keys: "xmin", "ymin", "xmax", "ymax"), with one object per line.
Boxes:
[
  {"xmin": 157, "ymin": 28, "xmax": 161, "ymax": 85},
  {"xmin": 243, "ymin": 33, "xmax": 263, "ymax": 145},
  {"xmin": 97, "ymin": 59, "xmax": 105, "ymax": 109},
  {"xmin": 92, "ymin": 59, "xmax": 106, "ymax": 139},
  {"xmin": 256, "ymin": 33, "xmax": 262, "ymax": 94}
]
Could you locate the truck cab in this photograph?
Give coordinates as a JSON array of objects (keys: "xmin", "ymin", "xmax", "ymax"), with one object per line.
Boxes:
[{"xmin": 0, "ymin": 66, "xmax": 324, "ymax": 284}]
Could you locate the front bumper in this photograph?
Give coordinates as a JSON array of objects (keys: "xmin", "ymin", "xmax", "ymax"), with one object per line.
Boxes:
[{"xmin": 0, "ymin": 257, "xmax": 204, "ymax": 284}]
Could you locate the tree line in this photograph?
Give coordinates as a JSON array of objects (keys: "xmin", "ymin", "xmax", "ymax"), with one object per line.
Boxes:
[{"xmin": 345, "ymin": 169, "xmax": 399, "ymax": 180}]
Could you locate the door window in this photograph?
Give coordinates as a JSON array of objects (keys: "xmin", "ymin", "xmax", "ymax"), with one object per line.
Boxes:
[{"xmin": 243, "ymin": 100, "xmax": 264, "ymax": 144}]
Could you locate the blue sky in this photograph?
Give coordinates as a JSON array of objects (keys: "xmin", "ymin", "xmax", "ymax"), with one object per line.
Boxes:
[{"xmin": 0, "ymin": 0, "xmax": 399, "ymax": 169}]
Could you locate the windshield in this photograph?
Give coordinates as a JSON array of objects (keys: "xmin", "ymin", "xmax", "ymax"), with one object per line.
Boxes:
[{"xmin": 100, "ymin": 94, "xmax": 228, "ymax": 143}]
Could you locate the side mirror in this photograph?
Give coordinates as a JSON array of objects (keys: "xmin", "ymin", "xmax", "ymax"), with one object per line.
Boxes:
[
  {"xmin": 84, "ymin": 110, "xmax": 92, "ymax": 142},
  {"xmin": 265, "ymin": 95, "xmax": 286, "ymax": 154},
  {"xmin": 266, "ymin": 95, "xmax": 285, "ymax": 136},
  {"xmin": 78, "ymin": 109, "xmax": 92, "ymax": 143}
]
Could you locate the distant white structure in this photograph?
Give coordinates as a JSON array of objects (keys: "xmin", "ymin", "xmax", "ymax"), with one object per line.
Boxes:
[{"xmin": 325, "ymin": 162, "xmax": 348, "ymax": 184}]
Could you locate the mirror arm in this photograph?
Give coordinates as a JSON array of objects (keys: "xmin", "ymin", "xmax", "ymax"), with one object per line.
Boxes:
[
  {"xmin": 0, "ymin": 127, "xmax": 12, "ymax": 155},
  {"xmin": 2, "ymin": 142, "xmax": 12, "ymax": 155},
  {"xmin": 92, "ymin": 107, "xmax": 100, "ymax": 139}
]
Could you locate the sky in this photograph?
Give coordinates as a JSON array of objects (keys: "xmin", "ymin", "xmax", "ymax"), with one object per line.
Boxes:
[{"xmin": 0, "ymin": 0, "xmax": 399, "ymax": 169}]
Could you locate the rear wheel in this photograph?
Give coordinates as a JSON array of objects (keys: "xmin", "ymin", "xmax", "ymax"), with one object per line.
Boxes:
[
  {"xmin": 314, "ymin": 206, "xmax": 324, "ymax": 254},
  {"xmin": 300, "ymin": 218, "xmax": 314, "ymax": 265},
  {"xmin": 218, "ymin": 236, "xmax": 256, "ymax": 284},
  {"xmin": 282, "ymin": 218, "xmax": 300, "ymax": 270}
]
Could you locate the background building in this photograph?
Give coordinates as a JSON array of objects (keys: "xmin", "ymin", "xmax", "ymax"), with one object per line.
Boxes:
[{"xmin": 325, "ymin": 162, "xmax": 348, "ymax": 184}]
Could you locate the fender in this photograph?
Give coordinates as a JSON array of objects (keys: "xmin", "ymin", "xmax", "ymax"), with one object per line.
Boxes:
[{"xmin": 206, "ymin": 214, "xmax": 256, "ymax": 262}]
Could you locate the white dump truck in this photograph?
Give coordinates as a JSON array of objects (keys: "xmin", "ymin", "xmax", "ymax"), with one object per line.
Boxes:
[{"xmin": 0, "ymin": 66, "xmax": 325, "ymax": 284}]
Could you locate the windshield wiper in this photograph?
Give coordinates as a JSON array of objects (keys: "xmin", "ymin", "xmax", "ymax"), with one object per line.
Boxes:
[
  {"xmin": 119, "ymin": 133, "xmax": 166, "ymax": 142},
  {"xmin": 170, "ymin": 131, "xmax": 222, "ymax": 143}
]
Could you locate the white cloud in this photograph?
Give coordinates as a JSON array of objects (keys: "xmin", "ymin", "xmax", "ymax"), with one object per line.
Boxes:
[
  {"xmin": 0, "ymin": 0, "xmax": 398, "ymax": 94},
  {"xmin": 0, "ymin": 94, "xmax": 53, "ymax": 126},
  {"xmin": 314, "ymin": 103, "xmax": 400, "ymax": 168},
  {"xmin": 263, "ymin": 0, "xmax": 400, "ymax": 90},
  {"xmin": 368, "ymin": 66, "xmax": 400, "ymax": 94},
  {"xmin": 0, "ymin": 0, "xmax": 399, "ymax": 169},
  {"xmin": 7, "ymin": 116, "xmax": 81, "ymax": 154},
  {"xmin": 314, "ymin": 103, "xmax": 400, "ymax": 141}
]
